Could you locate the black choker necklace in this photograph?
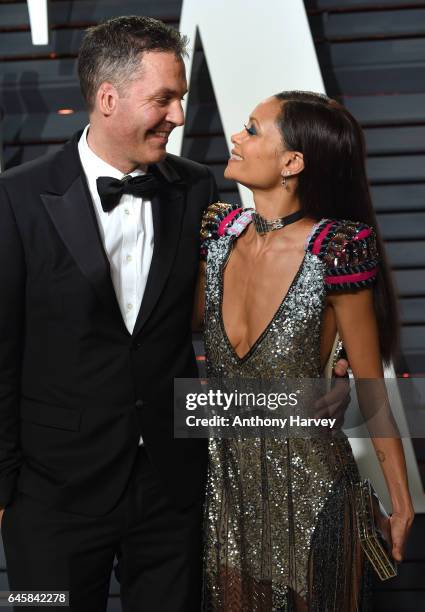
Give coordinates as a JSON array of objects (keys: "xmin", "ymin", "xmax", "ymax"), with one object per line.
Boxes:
[{"xmin": 252, "ymin": 209, "xmax": 305, "ymax": 235}]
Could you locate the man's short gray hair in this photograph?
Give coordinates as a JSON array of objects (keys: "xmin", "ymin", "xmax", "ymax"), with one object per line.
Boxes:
[{"xmin": 78, "ymin": 16, "xmax": 189, "ymax": 112}]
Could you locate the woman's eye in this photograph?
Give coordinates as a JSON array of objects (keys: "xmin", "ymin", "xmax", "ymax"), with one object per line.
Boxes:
[{"xmin": 244, "ymin": 124, "xmax": 256, "ymax": 136}]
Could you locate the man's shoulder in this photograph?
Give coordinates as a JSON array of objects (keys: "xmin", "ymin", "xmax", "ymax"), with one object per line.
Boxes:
[
  {"xmin": 0, "ymin": 132, "xmax": 81, "ymax": 193},
  {"xmin": 0, "ymin": 149, "xmax": 58, "ymax": 185},
  {"xmin": 162, "ymin": 153, "xmax": 212, "ymax": 181}
]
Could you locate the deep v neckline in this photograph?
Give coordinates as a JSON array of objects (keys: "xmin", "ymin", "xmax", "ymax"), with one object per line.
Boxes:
[{"xmin": 218, "ymin": 236, "xmax": 307, "ymax": 363}]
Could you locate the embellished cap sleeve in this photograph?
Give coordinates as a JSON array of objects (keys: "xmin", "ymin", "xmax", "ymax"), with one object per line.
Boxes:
[
  {"xmin": 200, "ymin": 202, "xmax": 252, "ymax": 260},
  {"xmin": 307, "ymin": 219, "xmax": 379, "ymax": 291}
]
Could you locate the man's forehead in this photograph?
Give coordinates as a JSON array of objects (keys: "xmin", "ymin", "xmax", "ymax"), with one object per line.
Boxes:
[
  {"xmin": 154, "ymin": 86, "xmax": 189, "ymax": 97},
  {"xmin": 139, "ymin": 51, "xmax": 186, "ymax": 75},
  {"xmin": 134, "ymin": 52, "xmax": 186, "ymax": 88},
  {"xmin": 130, "ymin": 80, "xmax": 188, "ymax": 99}
]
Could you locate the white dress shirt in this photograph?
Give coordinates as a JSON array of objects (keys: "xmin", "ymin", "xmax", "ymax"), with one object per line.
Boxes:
[{"xmin": 78, "ymin": 125, "xmax": 154, "ymax": 334}]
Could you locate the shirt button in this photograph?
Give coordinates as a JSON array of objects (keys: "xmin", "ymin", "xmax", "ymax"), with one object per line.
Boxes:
[
  {"xmin": 126, "ymin": 254, "xmax": 132, "ymax": 263},
  {"xmin": 127, "ymin": 303, "xmax": 133, "ymax": 311},
  {"xmin": 124, "ymin": 208, "xmax": 130, "ymax": 215}
]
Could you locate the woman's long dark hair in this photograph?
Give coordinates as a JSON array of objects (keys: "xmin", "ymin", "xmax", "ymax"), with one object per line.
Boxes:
[{"xmin": 274, "ymin": 91, "xmax": 398, "ymax": 364}]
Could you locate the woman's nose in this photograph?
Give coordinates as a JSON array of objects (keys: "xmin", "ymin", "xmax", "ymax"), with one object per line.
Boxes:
[{"xmin": 231, "ymin": 130, "xmax": 243, "ymax": 145}]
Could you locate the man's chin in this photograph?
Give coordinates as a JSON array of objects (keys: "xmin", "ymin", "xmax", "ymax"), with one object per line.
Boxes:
[
  {"xmin": 137, "ymin": 150, "xmax": 167, "ymax": 169},
  {"xmin": 145, "ymin": 147, "xmax": 168, "ymax": 166}
]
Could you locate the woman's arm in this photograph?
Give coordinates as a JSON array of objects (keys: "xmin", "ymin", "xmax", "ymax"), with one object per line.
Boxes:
[
  {"xmin": 191, "ymin": 262, "xmax": 206, "ymax": 332},
  {"xmin": 329, "ymin": 288, "xmax": 414, "ymax": 562}
]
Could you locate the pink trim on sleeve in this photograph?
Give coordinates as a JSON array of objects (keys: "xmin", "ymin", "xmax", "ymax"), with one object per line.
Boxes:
[
  {"xmin": 354, "ymin": 228, "xmax": 372, "ymax": 241},
  {"xmin": 325, "ymin": 268, "xmax": 377, "ymax": 285},
  {"xmin": 217, "ymin": 208, "xmax": 243, "ymax": 237},
  {"xmin": 312, "ymin": 221, "xmax": 334, "ymax": 255}
]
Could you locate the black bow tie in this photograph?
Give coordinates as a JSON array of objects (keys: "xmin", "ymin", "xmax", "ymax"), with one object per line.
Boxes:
[{"xmin": 96, "ymin": 173, "xmax": 160, "ymax": 213}]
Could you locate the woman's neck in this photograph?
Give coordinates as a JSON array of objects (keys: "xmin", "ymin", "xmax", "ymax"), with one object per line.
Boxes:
[
  {"xmin": 252, "ymin": 187, "xmax": 301, "ymax": 220},
  {"xmin": 244, "ymin": 187, "xmax": 313, "ymax": 249}
]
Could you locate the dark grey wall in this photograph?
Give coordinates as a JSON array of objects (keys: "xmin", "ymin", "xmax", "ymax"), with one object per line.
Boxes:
[{"xmin": 1, "ymin": 1, "xmax": 424, "ymax": 609}]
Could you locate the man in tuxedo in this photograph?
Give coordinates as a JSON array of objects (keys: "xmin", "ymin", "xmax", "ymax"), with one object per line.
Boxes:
[{"xmin": 0, "ymin": 16, "xmax": 216, "ymax": 611}]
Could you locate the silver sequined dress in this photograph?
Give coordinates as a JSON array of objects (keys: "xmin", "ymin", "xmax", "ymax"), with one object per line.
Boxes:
[{"xmin": 201, "ymin": 205, "xmax": 379, "ymax": 612}]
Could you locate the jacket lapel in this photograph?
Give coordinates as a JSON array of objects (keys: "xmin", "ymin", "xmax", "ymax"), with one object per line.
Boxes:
[
  {"xmin": 40, "ymin": 134, "xmax": 187, "ymax": 336},
  {"xmin": 132, "ymin": 160, "xmax": 187, "ymax": 337},
  {"xmin": 40, "ymin": 135, "xmax": 123, "ymax": 326}
]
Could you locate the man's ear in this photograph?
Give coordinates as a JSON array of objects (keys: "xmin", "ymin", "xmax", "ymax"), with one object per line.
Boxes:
[{"xmin": 96, "ymin": 82, "xmax": 119, "ymax": 116}]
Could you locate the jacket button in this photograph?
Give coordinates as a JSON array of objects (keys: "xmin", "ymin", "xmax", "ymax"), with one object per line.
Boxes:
[{"xmin": 135, "ymin": 399, "xmax": 144, "ymax": 409}]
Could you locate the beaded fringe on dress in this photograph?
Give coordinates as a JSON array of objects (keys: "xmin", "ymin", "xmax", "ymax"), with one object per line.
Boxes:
[{"xmin": 202, "ymin": 438, "xmax": 372, "ymax": 612}]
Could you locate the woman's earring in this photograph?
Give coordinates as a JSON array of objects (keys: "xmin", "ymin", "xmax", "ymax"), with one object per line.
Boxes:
[{"xmin": 281, "ymin": 171, "xmax": 291, "ymax": 189}]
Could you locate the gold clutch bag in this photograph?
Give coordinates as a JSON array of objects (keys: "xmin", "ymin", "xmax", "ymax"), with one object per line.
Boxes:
[
  {"xmin": 323, "ymin": 332, "xmax": 343, "ymax": 389},
  {"xmin": 354, "ymin": 479, "xmax": 397, "ymax": 580},
  {"xmin": 324, "ymin": 335, "xmax": 397, "ymax": 581}
]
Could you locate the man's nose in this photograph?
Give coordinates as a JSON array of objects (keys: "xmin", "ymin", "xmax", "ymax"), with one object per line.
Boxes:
[{"xmin": 166, "ymin": 100, "xmax": 185, "ymax": 127}]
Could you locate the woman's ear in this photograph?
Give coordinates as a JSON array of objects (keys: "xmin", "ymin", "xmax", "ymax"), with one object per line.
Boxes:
[{"xmin": 281, "ymin": 151, "xmax": 304, "ymax": 178}]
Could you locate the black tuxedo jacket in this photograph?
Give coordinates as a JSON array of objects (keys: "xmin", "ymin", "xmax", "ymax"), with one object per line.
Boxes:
[{"xmin": 0, "ymin": 132, "xmax": 218, "ymax": 515}]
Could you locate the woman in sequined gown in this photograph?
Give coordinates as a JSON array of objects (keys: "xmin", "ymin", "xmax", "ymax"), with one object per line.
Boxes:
[{"xmin": 194, "ymin": 92, "xmax": 414, "ymax": 611}]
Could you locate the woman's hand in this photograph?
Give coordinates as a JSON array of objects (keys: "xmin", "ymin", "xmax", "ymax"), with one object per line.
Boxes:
[{"xmin": 390, "ymin": 505, "xmax": 414, "ymax": 562}]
